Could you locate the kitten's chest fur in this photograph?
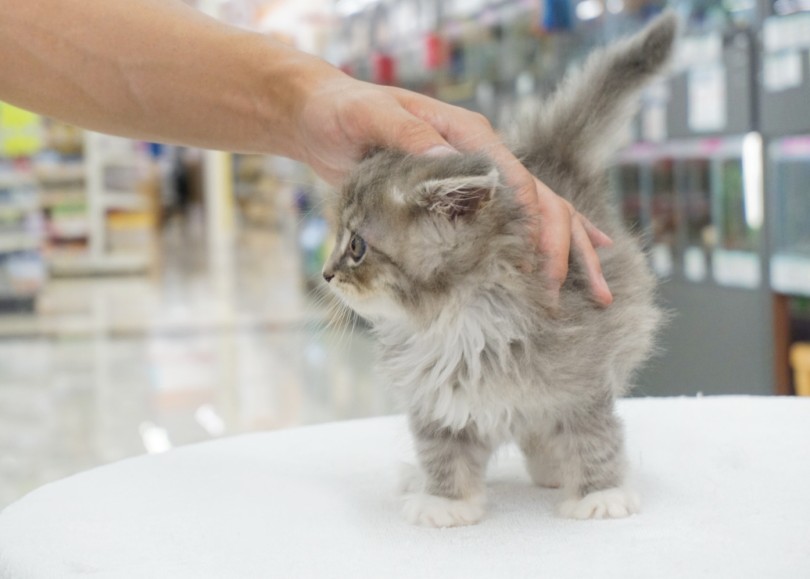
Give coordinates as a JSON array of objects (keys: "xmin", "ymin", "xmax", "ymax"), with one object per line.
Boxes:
[{"xmin": 374, "ymin": 283, "xmax": 551, "ymax": 437}]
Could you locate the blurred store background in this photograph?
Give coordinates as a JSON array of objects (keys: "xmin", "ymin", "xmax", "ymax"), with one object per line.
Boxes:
[{"xmin": 2, "ymin": 0, "xmax": 810, "ymax": 509}]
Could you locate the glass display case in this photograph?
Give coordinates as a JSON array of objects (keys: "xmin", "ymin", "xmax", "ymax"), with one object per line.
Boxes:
[
  {"xmin": 710, "ymin": 135, "xmax": 762, "ymax": 289},
  {"xmin": 769, "ymin": 135, "xmax": 810, "ymax": 296},
  {"xmin": 611, "ymin": 143, "xmax": 674, "ymax": 278},
  {"xmin": 650, "ymin": 158, "xmax": 676, "ymax": 277},
  {"xmin": 610, "ymin": 136, "xmax": 762, "ymax": 287},
  {"xmin": 679, "ymin": 158, "xmax": 713, "ymax": 282},
  {"xmin": 610, "ymin": 163, "xmax": 645, "ymax": 236}
]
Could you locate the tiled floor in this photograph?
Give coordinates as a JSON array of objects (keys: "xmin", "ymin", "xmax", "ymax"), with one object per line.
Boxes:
[{"xmin": 0, "ymin": 212, "xmax": 391, "ymax": 510}]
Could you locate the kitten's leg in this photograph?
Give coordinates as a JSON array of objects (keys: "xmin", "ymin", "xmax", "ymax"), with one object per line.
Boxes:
[
  {"xmin": 554, "ymin": 400, "xmax": 640, "ymax": 519},
  {"xmin": 401, "ymin": 415, "xmax": 492, "ymax": 528},
  {"xmin": 519, "ymin": 429, "xmax": 563, "ymax": 489}
]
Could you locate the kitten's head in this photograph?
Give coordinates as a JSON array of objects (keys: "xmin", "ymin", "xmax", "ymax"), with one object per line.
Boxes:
[{"xmin": 322, "ymin": 150, "xmax": 526, "ymax": 323}]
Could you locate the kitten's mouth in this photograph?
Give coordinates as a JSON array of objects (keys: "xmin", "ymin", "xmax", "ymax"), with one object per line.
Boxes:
[
  {"xmin": 327, "ymin": 283, "xmax": 400, "ymax": 322},
  {"xmin": 325, "ymin": 280, "xmax": 359, "ymax": 308}
]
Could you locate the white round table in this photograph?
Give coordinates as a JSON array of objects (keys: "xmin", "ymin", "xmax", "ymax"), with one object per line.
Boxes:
[{"xmin": 1, "ymin": 396, "xmax": 809, "ymax": 579}]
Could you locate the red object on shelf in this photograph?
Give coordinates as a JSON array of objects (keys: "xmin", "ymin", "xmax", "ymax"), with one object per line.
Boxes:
[
  {"xmin": 372, "ymin": 53, "xmax": 397, "ymax": 85},
  {"xmin": 425, "ymin": 33, "xmax": 445, "ymax": 70}
]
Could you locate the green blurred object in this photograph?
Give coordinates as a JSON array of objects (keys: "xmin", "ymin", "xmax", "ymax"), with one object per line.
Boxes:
[{"xmin": 718, "ymin": 159, "xmax": 759, "ymax": 252}]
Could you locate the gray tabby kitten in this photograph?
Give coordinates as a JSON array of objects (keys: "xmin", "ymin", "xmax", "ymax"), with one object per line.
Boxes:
[{"xmin": 322, "ymin": 13, "xmax": 677, "ymax": 527}]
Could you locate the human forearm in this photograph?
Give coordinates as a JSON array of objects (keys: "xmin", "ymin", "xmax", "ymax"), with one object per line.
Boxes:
[{"xmin": 0, "ymin": 0, "xmax": 341, "ymax": 157}]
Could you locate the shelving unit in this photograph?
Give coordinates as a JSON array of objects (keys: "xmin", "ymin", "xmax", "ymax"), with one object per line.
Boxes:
[
  {"xmin": 46, "ymin": 132, "xmax": 158, "ymax": 277},
  {"xmin": 37, "ymin": 160, "xmax": 90, "ymax": 265},
  {"xmin": 0, "ymin": 103, "xmax": 47, "ymax": 313},
  {"xmin": 232, "ymin": 154, "xmax": 285, "ymax": 230},
  {"xmin": 0, "ymin": 167, "xmax": 45, "ymax": 313}
]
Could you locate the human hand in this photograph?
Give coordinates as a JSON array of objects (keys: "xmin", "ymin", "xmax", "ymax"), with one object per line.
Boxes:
[{"xmin": 296, "ymin": 75, "xmax": 613, "ymax": 306}]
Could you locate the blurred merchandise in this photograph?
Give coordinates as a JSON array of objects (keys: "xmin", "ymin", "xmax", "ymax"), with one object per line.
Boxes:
[
  {"xmin": 294, "ymin": 181, "xmax": 332, "ymax": 291},
  {"xmin": 232, "ymin": 154, "xmax": 284, "ymax": 230},
  {"xmin": 0, "ymin": 104, "xmax": 42, "ymax": 158},
  {"xmin": 47, "ymin": 133, "xmax": 158, "ymax": 276},
  {"xmin": 789, "ymin": 342, "xmax": 810, "ymax": 396},
  {"xmin": 0, "ymin": 106, "xmax": 46, "ymax": 313}
]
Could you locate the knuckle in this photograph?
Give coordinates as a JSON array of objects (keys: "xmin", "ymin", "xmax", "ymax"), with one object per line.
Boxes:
[
  {"xmin": 396, "ymin": 118, "xmax": 432, "ymax": 144},
  {"xmin": 562, "ymin": 200, "xmax": 576, "ymax": 219}
]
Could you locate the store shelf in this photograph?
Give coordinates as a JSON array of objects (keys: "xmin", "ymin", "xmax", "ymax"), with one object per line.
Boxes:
[
  {"xmin": 40, "ymin": 190, "xmax": 86, "ymax": 208},
  {"xmin": 0, "ymin": 234, "xmax": 40, "ymax": 254},
  {"xmin": 49, "ymin": 252, "xmax": 151, "ymax": 277},
  {"xmin": 0, "ymin": 175, "xmax": 37, "ymax": 188},
  {"xmin": 0, "ymin": 203, "xmax": 39, "ymax": 219},
  {"xmin": 102, "ymin": 191, "xmax": 149, "ymax": 211},
  {"xmin": 772, "ymin": 255, "xmax": 810, "ymax": 297},
  {"xmin": 0, "ymin": 293, "xmax": 36, "ymax": 313},
  {"xmin": 48, "ymin": 228, "xmax": 90, "ymax": 241},
  {"xmin": 33, "ymin": 164, "xmax": 85, "ymax": 182},
  {"xmin": 33, "ymin": 132, "xmax": 159, "ymax": 277}
]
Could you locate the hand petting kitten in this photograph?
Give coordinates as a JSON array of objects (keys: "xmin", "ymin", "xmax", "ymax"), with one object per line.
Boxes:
[{"xmin": 296, "ymin": 75, "xmax": 614, "ymax": 306}]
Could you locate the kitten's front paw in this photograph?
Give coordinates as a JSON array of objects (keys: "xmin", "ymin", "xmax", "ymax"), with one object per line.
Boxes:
[
  {"xmin": 402, "ymin": 493, "xmax": 485, "ymax": 528},
  {"xmin": 559, "ymin": 487, "xmax": 640, "ymax": 520}
]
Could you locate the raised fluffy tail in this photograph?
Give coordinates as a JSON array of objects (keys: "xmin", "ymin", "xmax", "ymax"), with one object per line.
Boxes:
[{"xmin": 516, "ymin": 12, "xmax": 678, "ymax": 179}]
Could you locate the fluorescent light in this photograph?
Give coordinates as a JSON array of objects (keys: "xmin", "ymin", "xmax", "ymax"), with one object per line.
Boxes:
[
  {"xmin": 742, "ymin": 132, "xmax": 764, "ymax": 230},
  {"xmin": 576, "ymin": 0, "xmax": 604, "ymax": 20},
  {"xmin": 138, "ymin": 422, "xmax": 172, "ymax": 454},
  {"xmin": 336, "ymin": 0, "xmax": 378, "ymax": 16},
  {"xmin": 195, "ymin": 404, "xmax": 226, "ymax": 436}
]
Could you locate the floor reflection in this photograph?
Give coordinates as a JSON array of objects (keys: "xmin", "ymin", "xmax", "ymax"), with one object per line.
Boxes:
[{"xmin": 0, "ymin": 324, "xmax": 390, "ymax": 510}]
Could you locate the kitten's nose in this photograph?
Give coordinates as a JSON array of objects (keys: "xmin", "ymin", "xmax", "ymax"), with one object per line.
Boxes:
[{"xmin": 323, "ymin": 271, "xmax": 335, "ymax": 283}]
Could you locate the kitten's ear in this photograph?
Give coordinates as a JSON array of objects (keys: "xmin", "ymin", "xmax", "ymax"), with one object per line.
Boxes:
[{"xmin": 416, "ymin": 168, "xmax": 499, "ymax": 219}]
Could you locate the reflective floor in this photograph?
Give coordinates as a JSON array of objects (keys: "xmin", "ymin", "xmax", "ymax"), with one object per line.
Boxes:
[{"xmin": 0, "ymin": 210, "xmax": 390, "ymax": 510}]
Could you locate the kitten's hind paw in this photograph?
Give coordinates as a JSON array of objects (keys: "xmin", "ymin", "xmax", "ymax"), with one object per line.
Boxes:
[
  {"xmin": 559, "ymin": 487, "xmax": 640, "ymax": 520},
  {"xmin": 402, "ymin": 493, "xmax": 485, "ymax": 528}
]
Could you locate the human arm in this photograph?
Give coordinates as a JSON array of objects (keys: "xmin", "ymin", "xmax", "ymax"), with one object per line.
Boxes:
[{"xmin": 0, "ymin": 0, "xmax": 316, "ymax": 157}]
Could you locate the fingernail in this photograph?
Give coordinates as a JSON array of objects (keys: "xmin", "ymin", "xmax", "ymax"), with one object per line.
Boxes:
[
  {"xmin": 592, "ymin": 228, "xmax": 613, "ymax": 247},
  {"xmin": 424, "ymin": 145, "xmax": 458, "ymax": 157},
  {"xmin": 598, "ymin": 275, "xmax": 614, "ymax": 306}
]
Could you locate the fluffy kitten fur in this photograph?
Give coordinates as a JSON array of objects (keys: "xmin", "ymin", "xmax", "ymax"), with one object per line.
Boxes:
[{"xmin": 323, "ymin": 13, "xmax": 677, "ymax": 526}]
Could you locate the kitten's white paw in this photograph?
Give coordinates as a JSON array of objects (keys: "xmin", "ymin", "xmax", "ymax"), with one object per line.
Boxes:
[
  {"xmin": 402, "ymin": 493, "xmax": 485, "ymax": 528},
  {"xmin": 559, "ymin": 487, "xmax": 640, "ymax": 520}
]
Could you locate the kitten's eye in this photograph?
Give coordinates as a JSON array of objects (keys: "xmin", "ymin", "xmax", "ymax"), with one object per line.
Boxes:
[{"xmin": 349, "ymin": 233, "xmax": 367, "ymax": 262}]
